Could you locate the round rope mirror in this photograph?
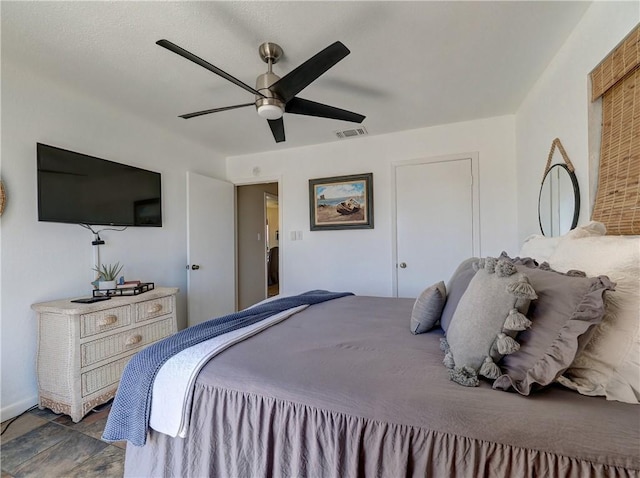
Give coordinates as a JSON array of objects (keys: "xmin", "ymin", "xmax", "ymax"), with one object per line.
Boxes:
[
  {"xmin": 538, "ymin": 163, "xmax": 580, "ymax": 236},
  {"xmin": 538, "ymin": 139, "xmax": 580, "ymax": 236}
]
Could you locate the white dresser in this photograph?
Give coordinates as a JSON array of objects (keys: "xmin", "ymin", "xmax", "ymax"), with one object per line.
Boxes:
[{"xmin": 32, "ymin": 287, "xmax": 179, "ymax": 422}]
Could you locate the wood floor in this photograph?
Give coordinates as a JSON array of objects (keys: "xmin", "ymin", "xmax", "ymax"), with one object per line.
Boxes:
[{"xmin": 1, "ymin": 403, "xmax": 124, "ymax": 477}]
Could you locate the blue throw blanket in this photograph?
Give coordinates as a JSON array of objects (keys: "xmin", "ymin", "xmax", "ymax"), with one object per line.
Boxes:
[{"xmin": 102, "ymin": 290, "xmax": 352, "ymax": 446}]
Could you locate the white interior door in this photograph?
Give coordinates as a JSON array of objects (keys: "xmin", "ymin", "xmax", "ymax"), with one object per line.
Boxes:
[
  {"xmin": 394, "ymin": 155, "xmax": 479, "ymax": 298},
  {"xmin": 187, "ymin": 171, "xmax": 235, "ymax": 327}
]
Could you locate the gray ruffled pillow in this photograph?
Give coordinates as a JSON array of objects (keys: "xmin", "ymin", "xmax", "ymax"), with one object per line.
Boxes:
[
  {"xmin": 410, "ymin": 281, "xmax": 446, "ymax": 334},
  {"xmin": 441, "ymin": 257, "xmax": 537, "ymax": 387},
  {"xmin": 493, "ymin": 256, "xmax": 614, "ymax": 395}
]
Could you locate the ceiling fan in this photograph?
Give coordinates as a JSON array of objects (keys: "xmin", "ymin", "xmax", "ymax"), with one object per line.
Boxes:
[{"xmin": 156, "ymin": 39, "xmax": 365, "ymax": 143}]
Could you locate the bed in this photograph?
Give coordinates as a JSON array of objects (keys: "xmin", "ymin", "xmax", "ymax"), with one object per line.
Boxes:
[
  {"xmin": 122, "ymin": 292, "xmax": 639, "ymax": 477},
  {"xmin": 125, "ymin": 296, "xmax": 640, "ymax": 477}
]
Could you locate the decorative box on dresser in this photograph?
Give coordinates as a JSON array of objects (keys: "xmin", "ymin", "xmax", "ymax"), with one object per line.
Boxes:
[{"xmin": 32, "ymin": 287, "xmax": 179, "ymax": 422}]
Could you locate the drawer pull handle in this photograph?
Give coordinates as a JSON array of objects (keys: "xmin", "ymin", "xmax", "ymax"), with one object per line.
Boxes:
[
  {"xmin": 98, "ymin": 315, "xmax": 118, "ymax": 327},
  {"xmin": 125, "ymin": 334, "xmax": 143, "ymax": 346},
  {"xmin": 148, "ymin": 304, "xmax": 163, "ymax": 314}
]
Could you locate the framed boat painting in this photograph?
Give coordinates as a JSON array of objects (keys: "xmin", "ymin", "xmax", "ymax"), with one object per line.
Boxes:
[{"xmin": 309, "ymin": 173, "xmax": 374, "ymax": 230}]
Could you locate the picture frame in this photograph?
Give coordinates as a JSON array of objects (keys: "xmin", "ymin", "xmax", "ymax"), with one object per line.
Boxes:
[{"xmin": 309, "ymin": 173, "xmax": 374, "ymax": 230}]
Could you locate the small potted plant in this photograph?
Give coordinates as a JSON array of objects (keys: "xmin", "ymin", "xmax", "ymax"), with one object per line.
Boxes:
[{"xmin": 93, "ymin": 262, "xmax": 123, "ymax": 290}]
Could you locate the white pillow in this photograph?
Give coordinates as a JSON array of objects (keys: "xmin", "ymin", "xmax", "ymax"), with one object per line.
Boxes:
[
  {"xmin": 519, "ymin": 235, "xmax": 561, "ymax": 263},
  {"xmin": 563, "ymin": 220, "xmax": 607, "ymax": 239},
  {"xmin": 518, "ymin": 221, "xmax": 606, "ymax": 263},
  {"xmin": 549, "ymin": 235, "xmax": 640, "ymax": 404}
]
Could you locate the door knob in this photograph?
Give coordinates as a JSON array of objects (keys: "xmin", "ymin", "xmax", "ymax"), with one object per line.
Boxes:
[
  {"xmin": 399, "ymin": 262, "xmax": 407, "ymax": 269},
  {"xmin": 191, "ymin": 264, "xmax": 200, "ymax": 270}
]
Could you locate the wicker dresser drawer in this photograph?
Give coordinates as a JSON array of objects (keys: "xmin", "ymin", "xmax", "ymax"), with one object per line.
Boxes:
[
  {"xmin": 80, "ymin": 306, "xmax": 132, "ymax": 338},
  {"xmin": 136, "ymin": 296, "xmax": 174, "ymax": 322},
  {"xmin": 81, "ymin": 317, "xmax": 175, "ymax": 367},
  {"xmin": 33, "ymin": 287, "xmax": 179, "ymax": 422},
  {"xmin": 81, "ymin": 353, "xmax": 134, "ymax": 397}
]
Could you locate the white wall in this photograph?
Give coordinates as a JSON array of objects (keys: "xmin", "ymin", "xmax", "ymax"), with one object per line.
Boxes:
[
  {"xmin": 227, "ymin": 115, "xmax": 518, "ymax": 297},
  {"xmin": 515, "ymin": 2, "xmax": 640, "ymax": 244},
  {"xmin": 0, "ymin": 61, "xmax": 226, "ymax": 420}
]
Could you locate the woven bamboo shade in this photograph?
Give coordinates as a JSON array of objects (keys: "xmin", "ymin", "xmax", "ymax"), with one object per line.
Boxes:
[
  {"xmin": 591, "ymin": 26, "xmax": 639, "ymax": 101},
  {"xmin": 590, "ymin": 24, "xmax": 640, "ymax": 235},
  {"xmin": 0, "ymin": 181, "xmax": 5, "ymax": 216}
]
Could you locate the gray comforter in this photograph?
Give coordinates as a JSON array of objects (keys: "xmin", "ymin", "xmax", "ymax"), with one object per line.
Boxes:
[{"xmin": 125, "ymin": 296, "xmax": 640, "ymax": 477}]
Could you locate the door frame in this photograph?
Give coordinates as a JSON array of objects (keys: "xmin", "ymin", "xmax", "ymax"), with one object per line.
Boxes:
[
  {"xmin": 233, "ymin": 176, "xmax": 282, "ymax": 310},
  {"xmin": 391, "ymin": 152, "xmax": 481, "ymax": 297}
]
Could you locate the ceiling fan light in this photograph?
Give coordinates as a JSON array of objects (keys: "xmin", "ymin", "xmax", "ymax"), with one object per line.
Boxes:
[{"xmin": 257, "ymin": 104, "xmax": 284, "ymax": 120}]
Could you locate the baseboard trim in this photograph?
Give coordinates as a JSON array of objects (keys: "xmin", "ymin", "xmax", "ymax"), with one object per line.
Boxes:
[{"xmin": 1, "ymin": 395, "xmax": 39, "ymax": 422}]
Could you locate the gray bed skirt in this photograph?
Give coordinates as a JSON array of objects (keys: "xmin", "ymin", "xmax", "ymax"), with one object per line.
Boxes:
[
  {"xmin": 124, "ymin": 296, "xmax": 640, "ymax": 477},
  {"xmin": 126, "ymin": 385, "xmax": 637, "ymax": 477}
]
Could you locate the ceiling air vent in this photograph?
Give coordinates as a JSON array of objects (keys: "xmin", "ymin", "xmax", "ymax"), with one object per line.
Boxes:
[{"xmin": 334, "ymin": 127, "xmax": 368, "ymax": 139}]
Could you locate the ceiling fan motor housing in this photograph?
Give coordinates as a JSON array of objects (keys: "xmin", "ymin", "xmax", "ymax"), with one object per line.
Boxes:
[{"xmin": 255, "ymin": 71, "xmax": 284, "ymax": 119}]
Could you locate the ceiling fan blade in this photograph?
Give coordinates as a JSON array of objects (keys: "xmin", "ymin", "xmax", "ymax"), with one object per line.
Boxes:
[
  {"xmin": 157, "ymin": 39, "xmax": 265, "ymax": 98},
  {"xmin": 179, "ymin": 103, "xmax": 254, "ymax": 119},
  {"xmin": 267, "ymin": 118, "xmax": 285, "ymax": 143},
  {"xmin": 270, "ymin": 41, "xmax": 350, "ymax": 103},
  {"xmin": 285, "ymin": 97, "xmax": 365, "ymax": 123}
]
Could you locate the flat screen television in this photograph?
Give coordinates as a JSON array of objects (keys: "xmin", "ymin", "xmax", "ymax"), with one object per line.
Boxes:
[{"xmin": 37, "ymin": 143, "xmax": 162, "ymax": 227}]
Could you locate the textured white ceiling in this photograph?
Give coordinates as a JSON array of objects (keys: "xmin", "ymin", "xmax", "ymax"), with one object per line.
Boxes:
[{"xmin": 1, "ymin": 1, "xmax": 591, "ymax": 157}]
